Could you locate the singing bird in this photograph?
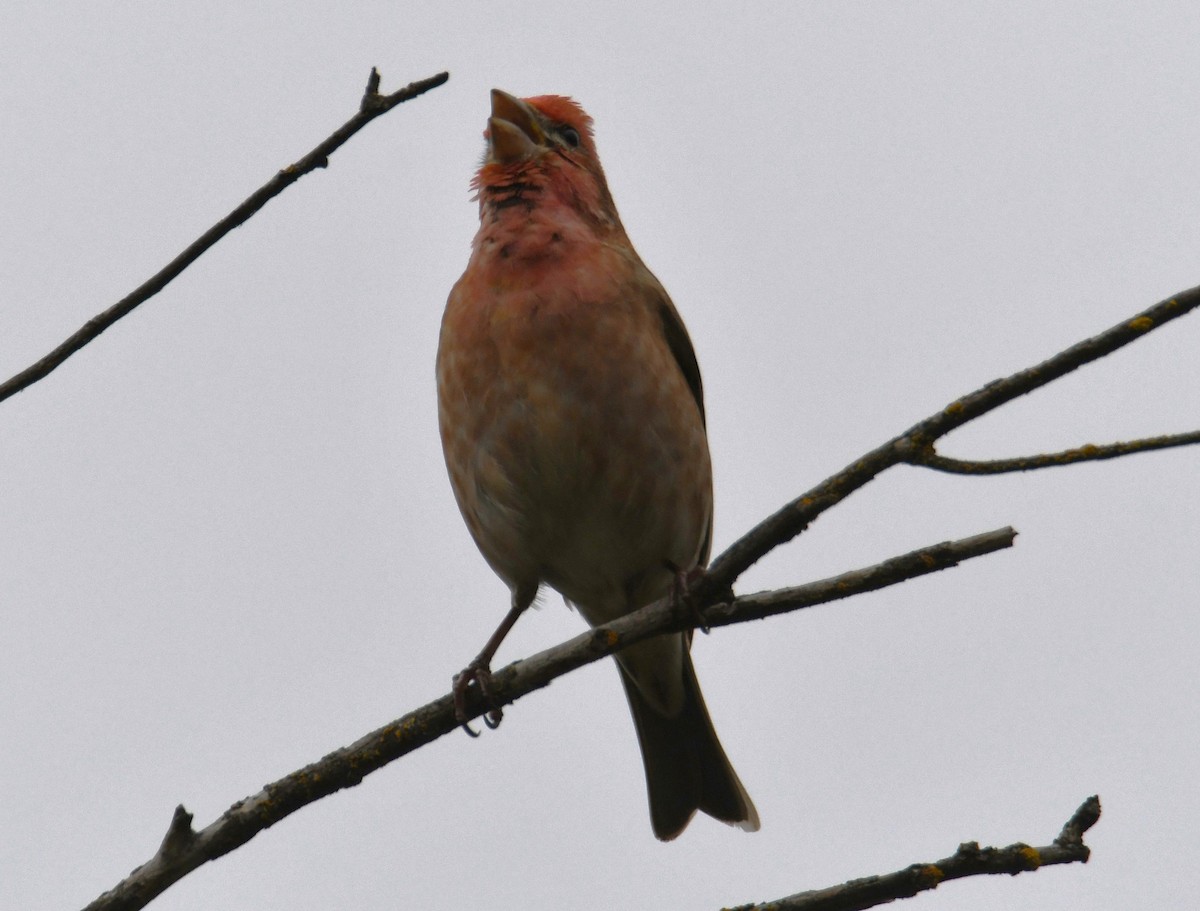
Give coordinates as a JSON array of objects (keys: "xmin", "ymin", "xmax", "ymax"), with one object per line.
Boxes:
[{"xmin": 436, "ymin": 89, "xmax": 758, "ymax": 840}]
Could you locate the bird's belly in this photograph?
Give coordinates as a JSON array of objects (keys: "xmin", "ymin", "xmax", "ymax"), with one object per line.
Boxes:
[
  {"xmin": 481, "ymin": 376, "xmax": 706, "ymax": 607},
  {"xmin": 440, "ymin": 299, "xmax": 710, "ymax": 611}
]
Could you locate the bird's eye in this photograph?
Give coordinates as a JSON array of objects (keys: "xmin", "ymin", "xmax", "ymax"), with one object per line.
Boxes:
[{"xmin": 559, "ymin": 126, "xmax": 581, "ymax": 148}]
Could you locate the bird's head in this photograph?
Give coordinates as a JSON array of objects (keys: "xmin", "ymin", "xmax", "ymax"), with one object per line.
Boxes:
[
  {"xmin": 473, "ymin": 90, "xmax": 620, "ymax": 231},
  {"xmin": 484, "ymin": 90, "xmax": 597, "ymax": 166}
]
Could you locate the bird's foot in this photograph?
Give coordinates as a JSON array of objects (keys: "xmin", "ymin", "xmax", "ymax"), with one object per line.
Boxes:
[
  {"xmin": 453, "ymin": 659, "xmax": 503, "ymax": 737},
  {"xmin": 668, "ymin": 563, "xmax": 712, "ymax": 634}
]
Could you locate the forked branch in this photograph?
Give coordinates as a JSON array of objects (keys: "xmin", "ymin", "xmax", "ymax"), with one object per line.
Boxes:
[
  {"xmin": 9, "ymin": 65, "xmax": 1188, "ymax": 911},
  {"xmin": 81, "ymin": 278, "xmax": 1195, "ymax": 909},
  {"xmin": 700, "ymin": 288, "xmax": 1200, "ymax": 599},
  {"xmin": 84, "ymin": 528, "xmax": 1014, "ymax": 911}
]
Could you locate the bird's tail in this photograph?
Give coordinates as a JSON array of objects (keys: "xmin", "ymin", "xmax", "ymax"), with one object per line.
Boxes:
[{"xmin": 617, "ymin": 645, "xmax": 759, "ymax": 841}]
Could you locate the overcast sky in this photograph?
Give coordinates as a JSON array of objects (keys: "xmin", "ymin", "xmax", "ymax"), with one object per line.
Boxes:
[{"xmin": 3, "ymin": 2, "xmax": 1199, "ymax": 909}]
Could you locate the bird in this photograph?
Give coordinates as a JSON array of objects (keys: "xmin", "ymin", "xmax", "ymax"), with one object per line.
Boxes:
[{"xmin": 436, "ymin": 89, "xmax": 759, "ymax": 841}]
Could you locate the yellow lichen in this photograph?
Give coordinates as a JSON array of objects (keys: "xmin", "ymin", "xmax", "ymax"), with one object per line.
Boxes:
[
  {"xmin": 918, "ymin": 864, "xmax": 944, "ymax": 886},
  {"xmin": 1128, "ymin": 316, "xmax": 1154, "ymax": 331},
  {"xmin": 945, "ymin": 400, "xmax": 964, "ymax": 415},
  {"xmin": 1017, "ymin": 845, "xmax": 1041, "ymax": 869}
]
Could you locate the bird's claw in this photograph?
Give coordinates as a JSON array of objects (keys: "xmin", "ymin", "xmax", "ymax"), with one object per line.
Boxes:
[
  {"xmin": 453, "ymin": 659, "xmax": 504, "ymax": 735},
  {"xmin": 669, "ymin": 563, "xmax": 711, "ymax": 634}
]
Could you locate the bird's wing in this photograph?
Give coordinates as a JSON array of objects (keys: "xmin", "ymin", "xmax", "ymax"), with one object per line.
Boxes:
[
  {"xmin": 655, "ymin": 295, "xmax": 706, "ymax": 428},
  {"xmin": 652, "ymin": 290, "xmax": 712, "ymax": 569}
]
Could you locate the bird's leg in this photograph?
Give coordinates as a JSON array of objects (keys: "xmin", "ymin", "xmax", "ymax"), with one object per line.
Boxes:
[
  {"xmin": 666, "ymin": 562, "xmax": 712, "ymax": 634},
  {"xmin": 454, "ymin": 583, "xmax": 537, "ymax": 735}
]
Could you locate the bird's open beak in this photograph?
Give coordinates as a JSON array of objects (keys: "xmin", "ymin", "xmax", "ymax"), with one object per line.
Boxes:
[{"xmin": 488, "ymin": 89, "xmax": 545, "ymax": 164}]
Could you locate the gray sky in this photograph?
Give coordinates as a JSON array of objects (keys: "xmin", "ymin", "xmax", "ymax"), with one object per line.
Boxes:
[{"xmin": 3, "ymin": 2, "xmax": 1198, "ymax": 909}]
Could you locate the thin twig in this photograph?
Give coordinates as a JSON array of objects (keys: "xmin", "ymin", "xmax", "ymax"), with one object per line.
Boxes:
[
  {"xmin": 0, "ymin": 68, "xmax": 448, "ymax": 407},
  {"xmin": 725, "ymin": 796, "xmax": 1100, "ymax": 911},
  {"xmin": 911, "ymin": 430, "xmax": 1200, "ymax": 474},
  {"xmin": 702, "ymin": 527, "xmax": 1015, "ymax": 628},
  {"xmin": 82, "ymin": 529, "xmax": 1011, "ymax": 911}
]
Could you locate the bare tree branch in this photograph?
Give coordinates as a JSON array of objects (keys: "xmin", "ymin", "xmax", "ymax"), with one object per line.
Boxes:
[
  {"xmin": 700, "ymin": 527, "xmax": 1016, "ymax": 628},
  {"xmin": 78, "ymin": 285, "xmax": 1200, "ymax": 910},
  {"xmin": 20, "ymin": 67, "xmax": 1188, "ymax": 909},
  {"xmin": 82, "ymin": 529, "xmax": 1011, "ymax": 911},
  {"xmin": 0, "ymin": 68, "xmax": 448, "ymax": 408},
  {"xmin": 725, "ymin": 796, "xmax": 1100, "ymax": 911},
  {"xmin": 699, "ymin": 287, "xmax": 1200, "ymax": 602},
  {"xmin": 910, "ymin": 430, "xmax": 1200, "ymax": 474}
]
